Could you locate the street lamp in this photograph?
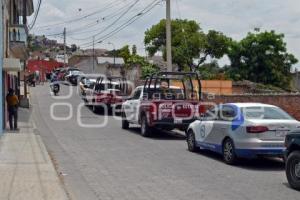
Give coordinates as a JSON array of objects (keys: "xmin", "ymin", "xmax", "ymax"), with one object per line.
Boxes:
[
  {"xmin": 93, "ymin": 38, "xmax": 102, "ymax": 73},
  {"xmin": 108, "ymin": 42, "xmax": 116, "ymax": 67}
]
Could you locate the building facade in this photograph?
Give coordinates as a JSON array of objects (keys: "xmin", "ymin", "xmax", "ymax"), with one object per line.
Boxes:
[{"xmin": 1, "ymin": 0, "xmax": 34, "ymax": 133}]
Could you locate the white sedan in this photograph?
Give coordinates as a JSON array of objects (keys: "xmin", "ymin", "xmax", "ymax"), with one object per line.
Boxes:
[{"xmin": 186, "ymin": 103, "xmax": 300, "ymax": 164}]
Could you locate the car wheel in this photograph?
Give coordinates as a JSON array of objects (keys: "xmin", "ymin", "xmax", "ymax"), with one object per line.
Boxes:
[
  {"xmin": 122, "ymin": 112, "xmax": 129, "ymax": 129},
  {"xmin": 92, "ymin": 104, "xmax": 98, "ymax": 113},
  {"xmin": 223, "ymin": 138, "xmax": 237, "ymax": 165},
  {"xmin": 140, "ymin": 115, "xmax": 152, "ymax": 137},
  {"xmin": 286, "ymin": 151, "xmax": 300, "ymax": 190},
  {"xmin": 187, "ymin": 130, "xmax": 198, "ymax": 152}
]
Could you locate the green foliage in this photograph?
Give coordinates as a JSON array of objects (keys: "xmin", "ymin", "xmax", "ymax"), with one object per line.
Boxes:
[
  {"xmin": 116, "ymin": 45, "xmax": 159, "ymax": 79},
  {"xmin": 145, "ymin": 19, "xmax": 204, "ymax": 70},
  {"xmin": 197, "ymin": 30, "xmax": 232, "ymax": 66},
  {"xmin": 141, "ymin": 64, "xmax": 159, "ymax": 79},
  {"xmin": 226, "ymin": 30, "xmax": 298, "ymax": 89},
  {"xmin": 197, "ymin": 61, "xmax": 225, "ymax": 80},
  {"xmin": 132, "ymin": 45, "xmax": 137, "ymax": 55},
  {"xmin": 144, "ymin": 19, "xmax": 231, "ymax": 71},
  {"xmin": 118, "ymin": 45, "xmax": 131, "ymax": 63}
]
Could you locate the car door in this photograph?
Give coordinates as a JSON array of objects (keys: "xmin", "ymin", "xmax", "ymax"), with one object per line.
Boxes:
[
  {"xmin": 195, "ymin": 106, "xmax": 225, "ymax": 152},
  {"xmin": 124, "ymin": 88, "xmax": 142, "ymax": 123}
]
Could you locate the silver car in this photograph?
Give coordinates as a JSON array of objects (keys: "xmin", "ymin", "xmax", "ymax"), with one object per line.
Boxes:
[{"xmin": 186, "ymin": 103, "xmax": 300, "ymax": 164}]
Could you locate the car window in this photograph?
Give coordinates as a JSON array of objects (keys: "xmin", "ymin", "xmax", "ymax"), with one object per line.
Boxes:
[
  {"xmin": 132, "ymin": 88, "xmax": 142, "ymax": 100},
  {"xmin": 243, "ymin": 106, "xmax": 294, "ymax": 120},
  {"xmin": 220, "ymin": 105, "xmax": 237, "ymax": 121},
  {"xmin": 205, "ymin": 107, "xmax": 218, "ymax": 121}
]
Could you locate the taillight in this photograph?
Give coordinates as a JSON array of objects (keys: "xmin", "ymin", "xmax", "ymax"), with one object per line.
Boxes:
[
  {"xmin": 246, "ymin": 126, "xmax": 269, "ymax": 133},
  {"xmin": 199, "ymin": 104, "xmax": 206, "ymax": 115}
]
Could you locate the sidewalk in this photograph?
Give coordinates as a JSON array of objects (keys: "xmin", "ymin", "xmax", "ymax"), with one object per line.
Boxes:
[{"xmin": 0, "ymin": 108, "xmax": 69, "ymax": 200}]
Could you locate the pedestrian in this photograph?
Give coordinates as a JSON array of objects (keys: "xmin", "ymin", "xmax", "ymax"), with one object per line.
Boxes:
[{"xmin": 6, "ymin": 88, "xmax": 19, "ymax": 131}]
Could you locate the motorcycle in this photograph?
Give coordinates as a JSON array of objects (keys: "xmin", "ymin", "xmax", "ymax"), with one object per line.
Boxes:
[{"xmin": 52, "ymin": 83, "xmax": 60, "ymax": 96}]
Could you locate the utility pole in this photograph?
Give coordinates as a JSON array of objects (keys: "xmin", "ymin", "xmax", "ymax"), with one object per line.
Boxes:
[
  {"xmin": 92, "ymin": 36, "xmax": 95, "ymax": 73},
  {"xmin": 166, "ymin": 0, "xmax": 172, "ymax": 72},
  {"xmin": 63, "ymin": 27, "xmax": 67, "ymax": 67}
]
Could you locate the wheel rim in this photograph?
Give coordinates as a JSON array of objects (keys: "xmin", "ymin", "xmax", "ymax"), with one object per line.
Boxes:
[
  {"xmin": 224, "ymin": 141, "xmax": 233, "ymax": 161},
  {"xmin": 188, "ymin": 132, "xmax": 195, "ymax": 149},
  {"xmin": 294, "ymin": 159, "xmax": 300, "ymax": 179}
]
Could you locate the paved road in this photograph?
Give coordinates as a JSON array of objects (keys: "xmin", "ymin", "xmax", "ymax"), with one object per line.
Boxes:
[{"xmin": 30, "ymin": 84, "xmax": 299, "ymax": 200}]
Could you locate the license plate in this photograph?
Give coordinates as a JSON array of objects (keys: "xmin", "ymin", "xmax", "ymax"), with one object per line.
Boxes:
[
  {"xmin": 275, "ymin": 130, "xmax": 288, "ymax": 137},
  {"xmin": 174, "ymin": 119, "xmax": 182, "ymax": 124}
]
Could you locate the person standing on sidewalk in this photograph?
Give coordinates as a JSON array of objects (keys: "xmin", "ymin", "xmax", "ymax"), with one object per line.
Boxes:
[{"xmin": 6, "ymin": 88, "xmax": 19, "ymax": 130}]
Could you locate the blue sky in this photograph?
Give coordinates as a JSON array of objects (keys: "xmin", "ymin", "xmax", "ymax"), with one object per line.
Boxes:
[{"xmin": 29, "ymin": 0, "xmax": 300, "ymax": 69}]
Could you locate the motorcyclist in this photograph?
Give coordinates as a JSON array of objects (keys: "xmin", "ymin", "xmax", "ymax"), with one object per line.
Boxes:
[{"xmin": 50, "ymin": 73, "xmax": 60, "ymax": 94}]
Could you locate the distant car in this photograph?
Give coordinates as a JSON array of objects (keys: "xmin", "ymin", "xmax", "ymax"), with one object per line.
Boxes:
[
  {"xmin": 85, "ymin": 76, "xmax": 126, "ymax": 113},
  {"xmin": 285, "ymin": 131, "xmax": 300, "ymax": 190},
  {"xmin": 186, "ymin": 103, "xmax": 300, "ymax": 164},
  {"xmin": 65, "ymin": 70, "xmax": 84, "ymax": 85}
]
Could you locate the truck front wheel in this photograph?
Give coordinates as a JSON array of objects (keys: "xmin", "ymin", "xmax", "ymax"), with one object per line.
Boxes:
[
  {"xmin": 286, "ymin": 151, "xmax": 300, "ymax": 190},
  {"xmin": 141, "ymin": 115, "xmax": 152, "ymax": 137}
]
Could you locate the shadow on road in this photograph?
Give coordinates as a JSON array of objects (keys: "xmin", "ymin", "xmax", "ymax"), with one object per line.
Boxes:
[
  {"xmin": 192, "ymin": 150, "xmax": 285, "ymax": 171},
  {"xmin": 125, "ymin": 127, "xmax": 186, "ymax": 141}
]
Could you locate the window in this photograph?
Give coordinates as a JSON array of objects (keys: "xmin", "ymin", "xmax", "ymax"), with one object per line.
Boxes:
[
  {"xmin": 243, "ymin": 107, "xmax": 293, "ymax": 120},
  {"xmin": 220, "ymin": 105, "xmax": 237, "ymax": 121},
  {"xmin": 132, "ymin": 89, "xmax": 142, "ymax": 100}
]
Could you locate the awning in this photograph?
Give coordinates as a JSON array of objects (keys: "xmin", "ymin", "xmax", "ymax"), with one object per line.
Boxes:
[{"xmin": 3, "ymin": 58, "xmax": 22, "ymax": 72}]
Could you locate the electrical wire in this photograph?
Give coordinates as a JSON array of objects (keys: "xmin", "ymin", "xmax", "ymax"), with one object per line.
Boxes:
[
  {"xmin": 80, "ymin": 0, "xmax": 161, "ymax": 48},
  {"xmin": 73, "ymin": 0, "xmax": 140, "ymax": 41},
  {"xmin": 33, "ymin": 0, "xmax": 122, "ymax": 30},
  {"xmin": 29, "ymin": 0, "xmax": 42, "ymax": 30}
]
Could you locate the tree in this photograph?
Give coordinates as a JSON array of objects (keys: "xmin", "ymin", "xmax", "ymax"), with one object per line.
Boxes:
[
  {"xmin": 197, "ymin": 60, "xmax": 226, "ymax": 80},
  {"xmin": 197, "ymin": 30, "xmax": 232, "ymax": 67},
  {"xmin": 144, "ymin": 19, "xmax": 204, "ymax": 70},
  {"xmin": 144, "ymin": 19, "xmax": 231, "ymax": 71},
  {"xmin": 117, "ymin": 45, "xmax": 131, "ymax": 63},
  {"xmin": 132, "ymin": 45, "xmax": 137, "ymax": 55},
  {"xmin": 116, "ymin": 45, "xmax": 159, "ymax": 78},
  {"xmin": 226, "ymin": 30, "xmax": 298, "ymax": 89},
  {"xmin": 71, "ymin": 44, "xmax": 77, "ymax": 52}
]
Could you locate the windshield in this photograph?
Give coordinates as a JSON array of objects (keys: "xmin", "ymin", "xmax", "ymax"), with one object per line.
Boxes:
[{"xmin": 243, "ymin": 107, "xmax": 294, "ymax": 120}]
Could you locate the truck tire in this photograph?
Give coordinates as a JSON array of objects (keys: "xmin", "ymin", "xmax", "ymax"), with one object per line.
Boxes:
[
  {"xmin": 286, "ymin": 151, "xmax": 300, "ymax": 190},
  {"xmin": 140, "ymin": 115, "xmax": 152, "ymax": 137},
  {"xmin": 121, "ymin": 112, "xmax": 129, "ymax": 129}
]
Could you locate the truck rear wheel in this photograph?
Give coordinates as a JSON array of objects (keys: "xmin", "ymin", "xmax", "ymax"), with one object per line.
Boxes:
[
  {"xmin": 141, "ymin": 115, "xmax": 152, "ymax": 137},
  {"xmin": 121, "ymin": 112, "xmax": 129, "ymax": 129}
]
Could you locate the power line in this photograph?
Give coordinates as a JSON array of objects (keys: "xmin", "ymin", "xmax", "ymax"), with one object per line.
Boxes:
[
  {"xmin": 33, "ymin": 0, "xmax": 122, "ymax": 30},
  {"xmin": 67, "ymin": 0, "xmax": 140, "ymax": 40},
  {"xmin": 74, "ymin": 0, "xmax": 140, "ymax": 41},
  {"xmin": 80, "ymin": 0, "xmax": 161, "ymax": 48},
  {"xmin": 39, "ymin": 0, "xmax": 138, "ymax": 39},
  {"xmin": 29, "ymin": 0, "xmax": 42, "ymax": 30}
]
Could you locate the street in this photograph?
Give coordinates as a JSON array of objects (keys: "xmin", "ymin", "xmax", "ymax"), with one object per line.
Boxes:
[{"xmin": 29, "ymin": 84, "xmax": 300, "ymax": 200}]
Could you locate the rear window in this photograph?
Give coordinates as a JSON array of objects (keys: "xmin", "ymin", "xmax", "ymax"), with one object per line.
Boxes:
[{"xmin": 243, "ymin": 107, "xmax": 294, "ymax": 120}]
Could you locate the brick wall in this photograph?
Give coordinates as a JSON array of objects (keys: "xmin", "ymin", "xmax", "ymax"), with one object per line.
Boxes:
[{"xmin": 203, "ymin": 94, "xmax": 300, "ymax": 121}]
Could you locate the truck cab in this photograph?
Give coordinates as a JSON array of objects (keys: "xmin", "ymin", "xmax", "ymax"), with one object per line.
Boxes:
[{"xmin": 122, "ymin": 72, "xmax": 203, "ymax": 137}]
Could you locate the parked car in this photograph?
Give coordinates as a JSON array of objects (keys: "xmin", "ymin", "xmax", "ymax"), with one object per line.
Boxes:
[
  {"xmin": 121, "ymin": 71, "xmax": 203, "ymax": 137},
  {"xmin": 186, "ymin": 103, "xmax": 300, "ymax": 164},
  {"xmin": 285, "ymin": 131, "xmax": 300, "ymax": 190},
  {"xmin": 85, "ymin": 76, "xmax": 127, "ymax": 113}
]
